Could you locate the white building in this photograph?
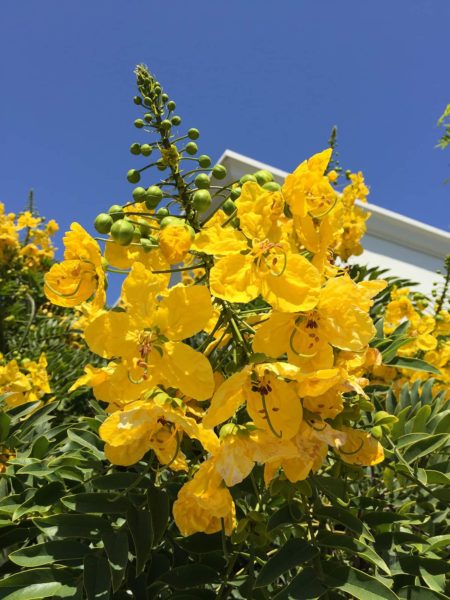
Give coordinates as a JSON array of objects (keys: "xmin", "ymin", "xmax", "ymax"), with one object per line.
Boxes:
[{"xmin": 217, "ymin": 150, "xmax": 450, "ymax": 295}]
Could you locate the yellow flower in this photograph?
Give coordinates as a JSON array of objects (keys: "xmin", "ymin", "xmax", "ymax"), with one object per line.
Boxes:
[
  {"xmin": 173, "ymin": 458, "xmax": 236, "ymax": 536},
  {"xmin": 282, "ymin": 149, "xmax": 337, "ymax": 218},
  {"xmin": 203, "ymin": 362, "xmax": 303, "ymax": 440},
  {"xmin": 159, "ymin": 224, "xmax": 193, "ymax": 264},
  {"xmin": 336, "ymin": 428, "xmax": 384, "ymax": 466},
  {"xmin": 99, "ymin": 396, "xmax": 219, "ymax": 468},
  {"xmin": 253, "ymin": 275, "xmax": 386, "ymax": 369},
  {"xmin": 84, "ymin": 263, "xmax": 215, "ymax": 401},
  {"xmin": 44, "ymin": 223, "xmax": 105, "ymax": 309},
  {"xmin": 0, "ymin": 354, "xmax": 51, "ymax": 409},
  {"xmin": 16, "ymin": 211, "xmax": 42, "ymax": 230}
]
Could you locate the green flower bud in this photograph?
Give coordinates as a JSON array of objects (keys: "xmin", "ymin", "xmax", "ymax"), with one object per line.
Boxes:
[
  {"xmin": 161, "ymin": 93, "xmax": 169, "ymax": 102},
  {"xmin": 138, "ymin": 218, "xmax": 151, "ymax": 238},
  {"xmin": 230, "ymin": 187, "xmax": 241, "ymax": 200},
  {"xmin": 144, "ymin": 113, "xmax": 152, "ymax": 123},
  {"xmin": 263, "ymin": 181, "xmax": 281, "ymax": 192},
  {"xmin": 240, "ymin": 174, "xmax": 257, "ymax": 185},
  {"xmin": 130, "ymin": 143, "xmax": 141, "ymax": 155},
  {"xmin": 254, "ymin": 169, "xmax": 274, "ymax": 185},
  {"xmin": 127, "ymin": 169, "xmax": 141, "ymax": 184},
  {"xmin": 132, "ymin": 186, "xmax": 147, "ymax": 202},
  {"xmin": 222, "ymin": 198, "xmax": 236, "ymax": 216},
  {"xmin": 160, "ymin": 119, "xmax": 172, "ymax": 131},
  {"xmin": 195, "ymin": 173, "xmax": 210, "ymax": 189},
  {"xmin": 156, "ymin": 207, "xmax": 169, "ymax": 219},
  {"xmin": 371, "ymin": 425, "xmax": 383, "ymax": 440},
  {"xmin": 192, "ymin": 189, "xmax": 212, "ymax": 213},
  {"xmin": 94, "ymin": 213, "xmax": 113, "ymax": 234},
  {"xmin": 108, "ymin": 204, "xmax": 125, "ymax": 221},
  {"xmin": 140, "ymin": 237, "xmax": 155, "ymax": 252},
  {"xmin": 110, "ymin": 219, "xmax": 135, "ymax": 246},
  {"xmin": 156, "ymin": 158, "xmax": 167, "ymax": 171},
  {"xmin": 145, "ymin": 185, "xmax": 164, "ymax": 210},
  {"xmin": 171, "ymin": 115, "xmax": 182, "ymax": 126},
  {"xmin": 167, "ymin": 100, "xmax": 176, "ymax": 111},
  {"xmin": 134, "ymin": 119, "xmax": 144, "ymax": 129},
  {"xmin": 188, "ymin": 128, "xmax": 200, "ymax": 140},
  {"xmin": 132, "ymin": 225, "xmax": 141, "ymax": 242},
  {"xmin": 198, "ymin": 154, "xmax": 211, "ymax": 168},
  {"xmin": 212, "ymin": 164, "xmax": 227, "ymax": 180},
  {"xmin": 185, "ymin": 142, "xmax": 198, "ymax": 155},
  {"xmin": 133, "ymin": 96, "xmax": 142, "ymax": 105},
  {"xmin": 140, "ymin": 144, "xmax": 152, "ymax": 156}
]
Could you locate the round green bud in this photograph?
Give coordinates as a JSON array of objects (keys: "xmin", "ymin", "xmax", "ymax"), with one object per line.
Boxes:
[
  {"xmin": 127, "ymin": 169, "xmax": 141, "ymax": 184},
  {"xmin": 143, "ymin": 97, "xmax": 152, "ymax": 107},
  {"xmin": 154, "ymin": 85, "xmax": 161, "ymax": 95},
  {"xmin": 198, "ymin": 154, "xmax": 211, "ymax": 168},
  {"xmin": 138, "ymin": 218, "xmax": 151, "ymax": 238},
  {"xmin": 167, "ymin": 100, "xmax": 176, "ymax": 111},
  {"xmin": 171, "ymin": 115, "xmax": 181, "ymax": 126},
  {"xmin": 254, "ymin": 169, "xmax": 274, "ymax": 185},
  {"xmin": 156, "ymin": 158, "xmax": 167, "ymax": 171},
  {"xmin": 145, "ymin": 185, "xmax": 163, "ymax": 210},
  {"xmin": 140, "ymin": 144, "xmax": 152, "ymax": 156},
  {"xmin": 212, "ymin": 164, "xmax": 227, "ymax": 180},
  {"xmin": 108, "ymin": 204, "xmax": 125, "ymax": 221},
  {"xmin": 263, "ymin": 181, "xmax": 281, "ymax": 192},
  {"xmin": 195, "ymin": 173, "xmax": 210, "ymax": 189},
  {"xmin": 94, "ymin": 213, "xmax": 113, "ymax": 234},
  {"xmin": 134, "ymin": 119, "xmax": 144, "ymax": 129},
  {"xmin": 132, "ymin": 225, "xmax": 142, "ymax": 242},
  {"xmin": 230, "ymin": 187, "xmax": 242, "ymax": 200},
  {"xmin": 156, "ymin": 207, "xmax": 169, "ymax": 219},
  {"xmin": 185, "ymin": 142, "xmax": 198, "ymax": 155},
  {"xmin": 144, "ymin": 113, "xmax": 152, "ymax": 123},
  {"xmin": 192, "ymin": 189, "xmax": 212, "ymax": 213},
  {"xmin": 140, "ymin": 237, "xmax": 154, "ymax": 252},
  {"xmin": 130, "ymin": 143, "xmax": 141, "ymax": 155},
  {"xmin": 160, "ymin": 216, "xmax": 185, "ymax": 229},
  {"xmin": 110, "ymin": 219, "xmax": 135, "ymax": 246},
  {"xmin": 132, "ymin": 186, "xmax": 147, "ymax": 202},
  {"xmin": 133, "ymin": 96, "xmax": 142, "ymax": 105},
  {"xmin": 240, "ymin": 174, "xmax": 257, "ymax": 185},
  {"xmin": 160, "ymin": 119, "xmax": 172, "ymax": 131},
  {"xmin": 161, "ymin": 93, "xmax": 169, "ymax": 102},
  {"xmin": 188, "ymin": 128, "xmax": 200, "ymax": 140},
  {"xmin": 222, "ymin": 198, "xmax": 236, "ymax": 216}
]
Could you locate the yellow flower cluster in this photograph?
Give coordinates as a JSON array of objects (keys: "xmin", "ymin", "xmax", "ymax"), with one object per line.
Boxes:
[
  {"xmin": 0, "ymin": 353, "xmax": 51, "ymax": 409},
  {"xmin": 46, "ymin": 149, "xmax": 386, "ymax": 536},
  {"xmin": 0, "ymin": 203, "xmax": 58, "ymax": 269}
]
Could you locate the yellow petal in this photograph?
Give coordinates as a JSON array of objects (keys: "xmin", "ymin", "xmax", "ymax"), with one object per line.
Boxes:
[
  {"xmin": 210, "ymin": 254, "xmax": 259, "ymax": 304},
  {"xmin": 235, "ymin": 182, "xmax": 284, "ymax": 240},
  {"xmin": 260, "ymin": 253, "xmax": 321, "ymax": 313},
  {"xmin": 161, "ymin": 341, "xmax": 214, "ymax": 401},
  {"xmin": 155, "ymin": 284, "xmax": 213, "ymax": 340},
  {"xmin": 84, "ymin": 311, "xmax": 136, "ymax": 359},
  {"xmin": 203, "ymin": 368, "xmax": 250, "ymax": 428},
  {"xmin": 337, "ymin": 428, "xmax": 384, "ymax": 466},
  {"xmin": 252, "ymin": 312, "xmax": 295, "ymax": 358},
  {"xmin": 191, "ymin": 223, "xmax": 247, "ymax": 255},
  {"xmin": 44, "ymin": 260, "xmax": 97, "ymax": 307},
  {"xmin": 121, "ymin": 262, "xmax": 167, "ymax": 313}
]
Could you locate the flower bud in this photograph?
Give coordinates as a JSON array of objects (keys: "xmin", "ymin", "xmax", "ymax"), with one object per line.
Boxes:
[
  {"xmin": 108, "ymin": 205, "xmax": 125, "ymax": 221},
  {"xmin": 160, "ymin": 216, "xmax": 185, "ymax": 229},
  {"xmin": 133, "ymin": 96, "xmax": 142, "ymax": 105},
  {"xmin": 240, "ymin": 174, "xmax": 257, "ymax": 185},
  {"xmin": 171, "ymin": 115, "xmax": 182, "ymax": 126},
  {"xmin": 160, "ymin": 119, "xmax": 172, "ymax": 131},
  {"xmin": 137, "ymin": 218, "xmax": 151, "ymax": 238},
  {"xmin": 127, "ymin": 169, "xmax": 140, "ymax": 184},
  {"xmin": 194, "ymin": 173, "xmax": 210, "ymax": 189},
  {"xmin": 110, "ymin": 219, "xmax": 135, "ymax": 246},
  {"xmin": 254, "ymin": 169, "xmax": 274, "ymax": 185},
  {"xmin": 188, "ymin": 128, "xmax": 200, "ymax": 140},
  {"xmin": 156, "ymin": 158, "xmax": 167, "ymax": 171},
  {"xmin": 198, "ymin": 154, "xmax": 211, "ymax": 168},
  {"xmin": 130, "ymin": 143, "xmax": 141, "ymax": 155},
  {"xmin": 192, "ymin": 190, "xmax": 212, "ymax": 213},
  {"xmin": 167, "ymin": 100, "xmax": 176, "ymax": 111},
  {"xmin": 140, "ymin": 238, "xmax": 154, "ymax": 252},
  {"xmin": 230, "ymin": 187, "xmax": 241, "ymax": 200},
  {"xmin": 156, "ymin": 207, "xmax": 169, "ymax": 219},
  {"xmin": 263, "ymin": 181, "xmax": 281, "ymax": 192},
  {"xmin": 132, "ymin": 187, "xmax": 147, "ymax": 202},
  {"xmin": 94, "ymin": 213, "xmax": 113, "ymax": 234},
  {"xmin": 134, "ymin": 119, "xmax": 144, "ymax": 129},
  {"xmin": 144, "ymin": 113, "xmax": 153, "ymax": 123},
  {"xmin": 222, "ymin": 198, "xmax": 236, "ymax": 215},
  {"xmin": 140, "ymin": 144, "xmax": 152, "ymax": 156},
  {"xmin": 212, "ymin": 165, "xmax": 227, "ymax": 180},
  {"xmin": 145, "ymin": 185, "xmax": 164, "ymax": 210},
  {"xmin": 185, "ymin": 142, "xmax": 198, "ymax": 155}
]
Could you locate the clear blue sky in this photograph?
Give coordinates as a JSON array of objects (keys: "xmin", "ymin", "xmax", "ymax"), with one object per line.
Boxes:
[{"xmin": 1, "ymin": 1, "xmax": 449, "ymax": 256}]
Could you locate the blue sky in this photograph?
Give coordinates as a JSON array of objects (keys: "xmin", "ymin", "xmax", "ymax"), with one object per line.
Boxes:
[{"xmin": 1, "ymin": 0, "xmax": 449, "ymax": 256}]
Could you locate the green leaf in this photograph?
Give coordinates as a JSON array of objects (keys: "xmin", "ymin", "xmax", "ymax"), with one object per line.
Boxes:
[
  {"xmin": 318, "ymin": 532, "xmax": 390, "ymax": 575},
  {"xmin": 386, "ymin": 356, "xmax": 441, "ymax": 375},
  {"xmin": 30, "ymin": 436, "xmax": 50, "ymax": 460},
  {"xmin": 148, "ymin": 486, "xmax": 169, "ymax": 544},
  {"xmin": 433, "ymin": 411, "xmax": 450, "ymax": 435},
  {"xmin": 13, "ymin": 482, "xmax": 65, "ymax": 520},
  {"xmin": 0, "ymin": 567, "xmax": 79, "ymax": 599},
  {"xmin": 83, "ymin": 555, "xmax": 110, "ymax": 600},
  {"xmin": 375, "ymin": 531, "xmax": 426, "ymax": 550},
  {"xmin": 33, "ymin": 514, "xmax": 111, "ymax": 539},
  {"xmin": 127, "ymin": 505, "xmax": 153, "ymax": 576},
  {"xmin": 273, "ymin": 566, "xmax": 327, "ymax": 599},
  {"xmin": 325, "ymin": 565, "xmax": 399, "ymax": 599},
  {"xmin": 67, "ymin": 428, "xmax": 104, "ymax": 460},
  {"xmin": 411, "ymin": 405, "xmax": 432, "ymax": 433},
  {"xmin": 159, "ymin": 565, "xmax": 219, "ymax": 588},
  {"xmin": 0, "ymin": 413, "xmax": 11, "ymax": 443},
  {"xmin": 9, "ymin": 540, "xmax": 91, "ymax": 567},
  {"xmin": 92, "ymin": 472, "xmax": 140, "ymax": 490},
  {"xmin": 175, "ymin": 532, "xmax": 223, "ymax": 554},
  {"xmin": 315, "ymin": 505, "xmax": 374, "ymax": 542},
  {"xmin": 61, "ymin": 493, "xmax": 130, "ymax": 514},
  {"xmin": 101, "ymin": 530, "xmax": 128, "ymax": 592},
  {"xmin": 267, "ymin": 505, "xmax": 297, "ymax": 532},
  {"xmin": 255, "ymin": 538, "xmax": 318, "ymax": 587},
  {"xmin": 403, "ymin": 434, "xmax": 449, "ymax": 463},
  {"xmin": 398, "ymin": 586, "xmax": 448, "ymax": 599},
  {"xmin": 425, "ymin": 470, "xmax": 450, "ymax": 485}
]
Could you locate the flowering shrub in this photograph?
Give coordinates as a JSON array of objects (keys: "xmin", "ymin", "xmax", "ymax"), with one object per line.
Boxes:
[{"xmin": 0, "ymin": 67, "xmax": 448, "ymax": 599}]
